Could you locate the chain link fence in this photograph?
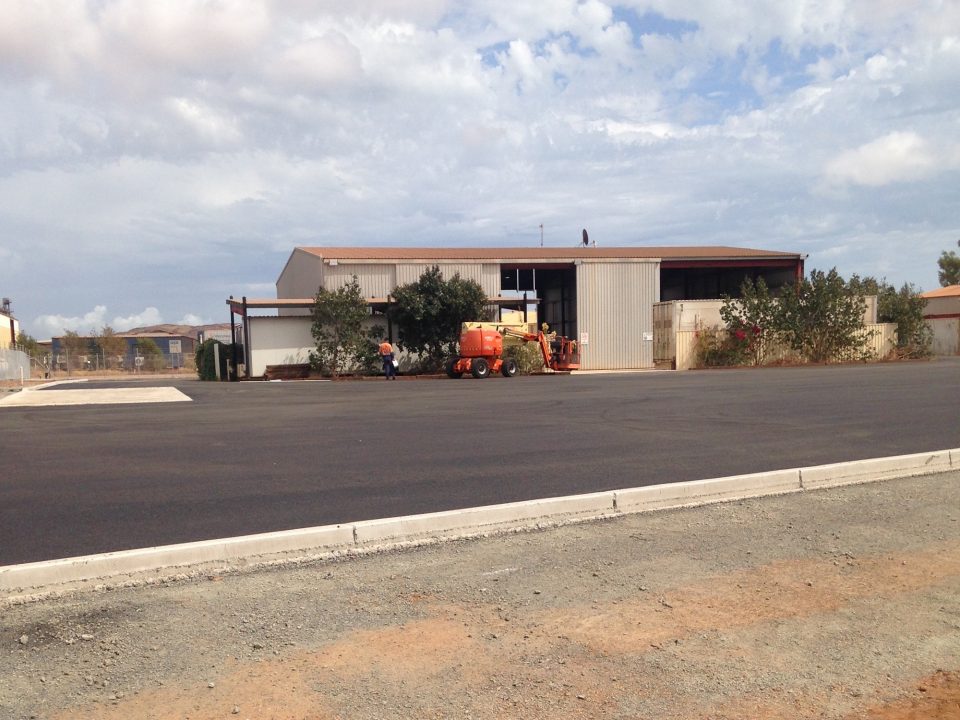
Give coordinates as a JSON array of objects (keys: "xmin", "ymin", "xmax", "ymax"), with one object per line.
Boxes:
[{"xmin": 8, "ymin": 349, "xmax": 196, "ymax": 380}]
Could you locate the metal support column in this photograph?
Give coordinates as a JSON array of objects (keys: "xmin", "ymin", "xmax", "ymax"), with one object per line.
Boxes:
[
  {"xmin": 242, "ymin": 296, "xmax": 251, "ymax": 379},
  {"xmin": 229, "ymin": 295, "xmax": 238, "ymax": 381}
]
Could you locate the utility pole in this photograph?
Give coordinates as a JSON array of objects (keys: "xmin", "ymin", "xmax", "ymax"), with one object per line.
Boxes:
[{"xmin": 539, "ymin": 223, "xmax": 543, "ymax": 247}]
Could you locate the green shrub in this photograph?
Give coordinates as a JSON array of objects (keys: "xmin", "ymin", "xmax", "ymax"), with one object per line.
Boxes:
[
  {"xmin": 504, "ymin": 341, "xmax": 545, "ymax": 374},
  {"xmin": 195, "ymin": 339, "xmax": 222, "ymax": 380},
  {"xmin": 694, "ymin": 325, "xmax": 751, "ymax": 368}
]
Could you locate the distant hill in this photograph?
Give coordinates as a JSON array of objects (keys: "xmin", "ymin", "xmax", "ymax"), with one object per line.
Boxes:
[{"xmin": 125, "ymin": 323, "xmax": 232, "ymax": 340}]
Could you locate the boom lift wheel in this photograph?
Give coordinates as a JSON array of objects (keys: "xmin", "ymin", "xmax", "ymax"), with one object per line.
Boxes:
[
  {"xmin": 500, "ymin": 358, "xmax": 518, "ymax": 377},
  {"xmin": 471, "ymin": 358, "xmax": 490, "ymax": 379},
  {"xmin": 445, "ymin": 358, "xmax": 462, "ymax": 379}
]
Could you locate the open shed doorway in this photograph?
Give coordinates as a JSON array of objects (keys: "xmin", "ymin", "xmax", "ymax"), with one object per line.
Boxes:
[
  {"xmin": 500, "ymin": 264, "xmax": 578, "ymax": 339},
  {"xmin": 660, "ymin": 262, "xmax": 800, "ymax": 301}
]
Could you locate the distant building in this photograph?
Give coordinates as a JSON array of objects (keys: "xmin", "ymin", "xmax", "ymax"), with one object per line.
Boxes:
[
  {"xmin": 0, "ymin": 297, "xmax": 19, "ymax": 349},
  {"xmin": 921, "ymin": 285, "xmax": 960, "ymax": 356},
  {"xmin": 50, "ymin": 332, "xmax": 196, "ymax": 369},
  {"xmin": 197, "ymin": 324, "xmax": 235, "ymax": 344}
]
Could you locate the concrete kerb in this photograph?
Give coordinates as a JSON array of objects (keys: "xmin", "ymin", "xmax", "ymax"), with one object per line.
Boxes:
[
  {"xmin": 0, "ymin": 524, "xmax": 355, "ymax": 596},
  {"xmin": 351, "ymin": 491, "xmax": 616, "ymax": 546},
  {"xmin": 2, "ymin": 448, "xmax": 957, "ymax": 599},
  {"xmin": 615, "ymin": 468, "xmax": 803, "ymax": 513},
  {"xmin": 799, "ymin": 449, "xmax": 954, "ymax": 490}
]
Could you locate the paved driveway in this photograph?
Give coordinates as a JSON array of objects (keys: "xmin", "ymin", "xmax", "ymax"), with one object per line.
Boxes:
[{"xmin": 1, "ymin": 360, "xmax": 958, "ymax": 564}]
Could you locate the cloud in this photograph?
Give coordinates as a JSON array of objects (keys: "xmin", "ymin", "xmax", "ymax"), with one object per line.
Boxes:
[
  {"xmin": 30, "ymin": 306, "xmax": 172, "ymax": 338},
  {"xmin": 2, "ymin": 0, "xmax": 959, "ymax": 326},
  {"xmin": 111, "ymin": 307, "xmax": 165, "ymax": 331},
  {"xmin": 33, "ymin": 306, "xmax": 109, "ymax": 338},
  {"xmin": 825, "ymin": 131, "xmax": 939, "ymax": 186},
  {"xmin": 268, "ymin": 31, "xmax": 364, "ymax": 90}
]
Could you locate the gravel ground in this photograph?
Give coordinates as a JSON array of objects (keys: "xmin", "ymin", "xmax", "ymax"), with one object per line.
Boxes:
[{"xmin": 2, "ymin": 472, "xmax": 959, "ymax": 720}]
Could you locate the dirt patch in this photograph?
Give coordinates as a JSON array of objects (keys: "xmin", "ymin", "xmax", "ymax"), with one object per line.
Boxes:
[
  {"xmin": 4, "ymin": 473, "xmax": 959, "ymax": 720},
  {"xmin": 865, "ymin": 670, "xmax": 960, "ymax": 719}
]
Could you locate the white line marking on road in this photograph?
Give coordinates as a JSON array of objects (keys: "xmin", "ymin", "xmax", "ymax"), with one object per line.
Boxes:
[{"xmin": 0, "ymin": 387, "xmax": 192, "ymax": 407}]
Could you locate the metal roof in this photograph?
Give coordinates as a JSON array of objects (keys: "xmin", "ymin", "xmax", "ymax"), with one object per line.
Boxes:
[
  {"xmin": 921, "ymin": 285, "xmax": 960, "ymax": 298},
  {"xmin": 297, "ymin": 246, "xmax": 802, "ymax": 262},
  {"xmin": 227, "ymin": 296, "xmax": 536, "ymax": 315}
]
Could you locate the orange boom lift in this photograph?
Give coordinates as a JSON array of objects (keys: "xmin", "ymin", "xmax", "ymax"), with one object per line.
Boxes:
[{"xmin": 445, "ymin": 325, "xmax": 580, "ymax": 379}]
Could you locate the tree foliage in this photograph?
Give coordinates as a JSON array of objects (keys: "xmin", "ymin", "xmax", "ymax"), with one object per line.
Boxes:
[
  {"xmin": 61, "ymin": 330, "xmax": 89, "ymax": 355},
  {"xmin": 97, "ymin": 326, "xmax": 128, "ymax": 368},
  {"xmin": 60, "ymin": 330, "xmax": 91, "ymax": 368},
  {"xmin": 136, "ymin": 338, "xmax": 162, "ymax": 356},
  {"xmin": 879, "ymin": 283, "xmax": 932, "ymax": 357},
  {"xmin": 16, "ymin": 331, "xmax": 41, "ymax": 358},
  {"xmin": 777, "ymin": 268, "xmax": 868, "ymax": 363},
  {"xmin": 848, "ymin": 275, "xmax": 931, "ymax": 358},
  {"xmin": 310, "ymin": 276, "xmax": 380, "ymax": 377},
  {"xmin": 136, "ymin": 338, "xmax": 164, "ymax": 371},
  {"xmin": 938, "ymin": 240, "xmax": 960, "ymax": 286},
  {"xmin": 195, "ymin": 338, "xmax": 221, "ymax": 380},
  {"xmin": 719, "ymin": 277, "xmax": 778, "ymax": 365},
  {"xmin": 390, "ymin": 266, "xmax": 489, "ymax": 371}
]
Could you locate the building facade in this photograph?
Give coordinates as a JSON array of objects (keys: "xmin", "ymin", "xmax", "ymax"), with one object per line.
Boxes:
[
  {"xmin": 226, "ymin": 246, "xmax": 804, "ymax": 375},
  {"xmin": 922, "ymin": 285, "xmax": 960, "ymax": 356}
]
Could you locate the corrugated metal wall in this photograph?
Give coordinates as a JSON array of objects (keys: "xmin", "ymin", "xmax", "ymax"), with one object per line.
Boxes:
[
  {"xmin": 277, "ymin": 249, "xmax": 325, "ymax": 299},
  {"xmin": 323, "ymin": 264, "xmax": 397, "ymax": 298},
  {"xmin": 576, "ymin": 261, "xmax": 659, "ymax": 370},
  {"xmin": 395, "ymin": 263, "xmax": 500, "ymax": 296}
]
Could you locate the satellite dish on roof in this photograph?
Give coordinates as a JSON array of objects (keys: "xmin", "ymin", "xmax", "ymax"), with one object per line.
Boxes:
[{"xmin": 582, "ymin": 229, "xmax": 589, "ymax": 247}]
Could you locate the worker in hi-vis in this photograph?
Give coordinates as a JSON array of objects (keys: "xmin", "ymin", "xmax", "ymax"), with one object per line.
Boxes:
[{"xmin": 379, "ymin": 339, "xmax": 396, "ymax": 380}]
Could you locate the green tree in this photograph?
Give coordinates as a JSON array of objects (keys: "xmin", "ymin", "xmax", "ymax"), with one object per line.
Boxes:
[
  {"xmin": 310, "ymin": 276, "xmax": 380, "ymax": 378},
  {"xmin": 847, "ymin": 276, "xmax": 931, "ymax": 358},
  {"xmin": 777, "ymin": 268, "xmax": 868, "ymax": 363},
  {"xmin": 61, "ymin": 330, "xmax": 92, "ymax": 369},
  {"xmin": 16, "ymin": 331, "xmax": 40, "ymax": 358},
  {"xmin": 195, "ymin": 338, "xmax": 221, "ymax": 380},
  {"xmin": 719, "ymin": 277, "xmax": 779, "ymax": 365},
  {"xmin": 135, "ymin": 338, "xmax": 164, "ymax": 371},
  {"xmin": 938, "ymin": 240, "xmax": 960, "ymax": 286},
  {"xmin": 97, "ymin": 326, "xmax": 128, "ymax": 369},
  {"xmin": 845, "ymin": 274, "xmax": 882, "ymax": 297},
  {"xmin": 878, "ymin": 283, "xmax": 931, "ymax": 358},
  {"xmin": 390, "ymin": 266, "xmax": 489, "ymax": 371}
]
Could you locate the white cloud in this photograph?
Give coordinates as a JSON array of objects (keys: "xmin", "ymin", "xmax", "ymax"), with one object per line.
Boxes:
[
  {"xmin": 111, "ymin": 307, "xmax": 164, "ymax": 331},
  {"xmin": 825, "ymin": 131, "xmax": 940, "ymax": 186},
  {"xmin": 2, "ymin": 0, "xmax": 959, "ymax": 326},
  {"xmin": 30, "ymin": 306, "xmax": 175, "ymax": 337},
  {"xmin": 33, "ymin": 306, "xmax": 109, "ymax": 338},
  {"xmin": 99, "ymin": 0, "xmax": 270, "ymax": 75},
  {"xmin": 178, "ymin": 313, "xmax": 207, "ymax": 326},
  {"xmin": 269, "ymin": 31, "xmax": 364, "ymax": 90},
  {"xmin": 166, "ymin": 98, "xmax": 243, "ymax": 146}
]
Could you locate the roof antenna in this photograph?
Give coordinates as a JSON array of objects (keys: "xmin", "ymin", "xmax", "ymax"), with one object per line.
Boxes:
[{"xmin": 539, "ymin": 223, "xmax": 544, "ymax": 247}]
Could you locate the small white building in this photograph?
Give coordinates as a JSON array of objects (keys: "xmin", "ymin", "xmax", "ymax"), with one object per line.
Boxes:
[{"xmin": 922, "ymin": 285, "xmax": 960, "ymax": 356}]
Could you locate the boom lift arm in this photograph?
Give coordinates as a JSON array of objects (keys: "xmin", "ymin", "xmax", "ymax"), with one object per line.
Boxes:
[{"xmin": 498, "ymin": 326, "xmax": 580, "ymax": 372}]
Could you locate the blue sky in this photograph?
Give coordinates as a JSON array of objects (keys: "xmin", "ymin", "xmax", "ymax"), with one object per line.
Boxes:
[{"xmin": 1, "ymin": 0, "xmax": 958, "ymax": 338}]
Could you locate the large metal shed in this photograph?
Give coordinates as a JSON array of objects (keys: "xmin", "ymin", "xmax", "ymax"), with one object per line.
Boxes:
[{"xmin": 252, "ymin": 246, "xmax": 804, "ymax": 373}]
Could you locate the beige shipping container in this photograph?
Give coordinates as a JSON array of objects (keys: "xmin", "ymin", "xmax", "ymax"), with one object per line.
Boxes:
[{"xmin": 576, "ymin": 260, "xmax": 659, "ymax": 370}]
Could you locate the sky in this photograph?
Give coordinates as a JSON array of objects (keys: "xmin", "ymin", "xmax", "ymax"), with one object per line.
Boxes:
[{"xmin": 1, "ymin": 0, "xmax": 958, "ymax": 339}]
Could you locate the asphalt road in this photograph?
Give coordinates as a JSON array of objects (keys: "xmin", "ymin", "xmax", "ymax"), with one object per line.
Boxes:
[{"xmin": 1, "ymin": 360, "xmax": 958, "ymax": 565}]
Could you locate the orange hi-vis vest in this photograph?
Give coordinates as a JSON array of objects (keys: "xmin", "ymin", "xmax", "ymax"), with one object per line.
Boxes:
[{"xmin": 379, "ymin": 342, "xmax": 393, "ymax": 356}]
